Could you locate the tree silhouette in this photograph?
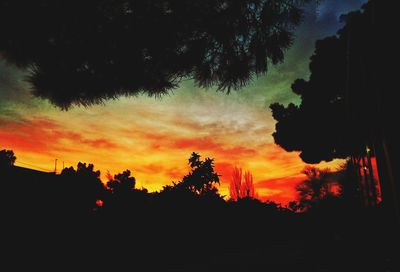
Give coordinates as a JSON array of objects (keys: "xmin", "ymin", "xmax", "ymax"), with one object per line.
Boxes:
[
  {"xmin": 0, "ymin": 149, "xmax": 16, "ymax": 169},
  {"xmin": 269, "ymin": 35, "xmax": 358, "ymax": 164},
  {"xmin": 242, "ymin": 171, "xmax": 256, "ymax": 199},
  {"xmin": 104, "ymin": 169, "xmax": 139, "ymax": 211},
  {"xmin": 60, "ymin": 162, "xmax": 106, "ymax": 214},
  {"xmin": 106, "ymin": 169, "xmax": 136, "ymax": 194},
  {"xmin": 270, "ymin": 0, "xmax": 398, "ymax": 217},
  {"xmin": 229, "ymin": 166, "xmax": 256, "ymax": 200},
  {"xmin": 336, "ymin": 160, "xmax": 364, "ymax": 207},
  {"xmin": 295, "ymin": 166, "xmax": 338, "ymax": 211},
  {"xmin": 0, "ymin": 0, "xmax": 310, "ymax": 108},
  {"xmin": 270, "ymin": 1, "xmax": 382, "ymax": 163},
  {"xmin": 181, "ymin": 152, "xmax": 220, "ymax": 196},
  {"xmin": 162, "ymin": 152, "xmax": 221, "ymax": 199},
  {"xmin": 288, "ymin": 201, "xmax": 301, "ymax": 213},
  {"xmin": 2, "ymin": 149, "xmax": 399, "ymax": 270},
  {"xmin": 230, "ymin": 166, "xmax": 243, "ymax": 200}
]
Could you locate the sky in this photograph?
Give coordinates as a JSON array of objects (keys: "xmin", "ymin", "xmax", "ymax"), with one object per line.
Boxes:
[{"xmin": 0, "ymin": 0, "xmax": 368, "ymax": 204}]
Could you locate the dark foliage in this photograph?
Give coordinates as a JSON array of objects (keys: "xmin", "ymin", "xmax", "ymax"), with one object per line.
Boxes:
[
  {"xmin": 295, "ymin": 166, "xmax": 336, "ymax": 211},
  {"xmin": 0, "ymin": 149, "xmax": 16, "ymax": 169},
  {"xmin": 2, "ymin": 149, "xmax": 399, "ymax": 271},
  {"xmin": 270, "ymin": 0, "xmax": 400, "ymax": 223},
  {"xmin": 293, "ymin": 163, "xmax": 366, "ymax": 212},
  {"xmin": 181, "ymin": 152, "xmax": 220, "ymax": 195},
  {"xmin": 60, "ymin": 162, "xmax": 106, "ymax": 214},
  {"xmin": 270, "ymin": 1, "xmax": 377, "ymax": 164},
  {"xmin": 107, "ymin": 169, "xmax": 136, "ymax": 193},
  {"xmin": 0, "ymin": 0, "xmax": 309, "ymax": 108}
]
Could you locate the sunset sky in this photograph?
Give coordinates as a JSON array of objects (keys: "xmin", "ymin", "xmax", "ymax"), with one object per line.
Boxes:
[{"xmin": 0, "ymin": 0, "xmax": 367, "ymax": 204}]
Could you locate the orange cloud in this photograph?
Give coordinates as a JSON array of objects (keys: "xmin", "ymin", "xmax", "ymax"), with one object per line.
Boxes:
[
  {"xmin": 0, "ymin": 117, "xmax": 119, "ymax": 154},
  {"xmin": 80, "ymin": 138, "xmax": 119, "ymax": 149},
  {"xmin": 256, "ymin": 175, "xmax": 304, "ymax": 204},
  {"xmin": 1, "ymin": 95, "xmax": 343, "ymax": 204},
  {"xmin": 170, "ymin": 137, "xmax": 257, "ymax": 160}
]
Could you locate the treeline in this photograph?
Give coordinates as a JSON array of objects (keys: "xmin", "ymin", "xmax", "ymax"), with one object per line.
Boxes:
[
  {"xmin": 1, "ymin": 150, "xmax": 289, "ymax": 217},
  {"xmin": 1, "ymin": 149, "xmax": 378, "ymax": 217},
  {"xmin": 1, "ymin": 149, "xmax": 397, "ymax": 271}
]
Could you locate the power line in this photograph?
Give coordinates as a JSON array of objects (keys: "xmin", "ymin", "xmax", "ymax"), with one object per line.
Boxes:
[
  {"xmin": 15, "ymin": 159, "xmax": 78, "ymax": 173},
  {"xmin": 14, "ymin": 161, "xmax": 53, "ymax": 172}
]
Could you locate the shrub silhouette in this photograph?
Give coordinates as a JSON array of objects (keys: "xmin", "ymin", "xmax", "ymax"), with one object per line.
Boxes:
[
  {"xmin": 0, "ymin": 149, "xmax": 16, "ymax": 169},
  {"xmin": 60, "ymin": 162, "xmax": 106, "ymax": 215}
]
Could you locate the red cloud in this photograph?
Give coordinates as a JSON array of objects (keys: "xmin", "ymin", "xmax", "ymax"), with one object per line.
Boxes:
[
  {"xmin": 135, "ymin": 163, "xmax": 166, "ymax": 174},
  {"xmin": 1, "ymin": 114, "xmax": 330, "ymax": 206},
  {"xmin": 0, "ymin": 117, "xmax": 118, "ymax": 154},
  {"xmin": 164, "ymin": 167, "xmax": 186, "ymax": 180},
  {"xmin": 256, "ymin": 175, "xmax": 304, "ymax": 205},
  {"xmin": 80, "ymin": 138, "xmax": 118, "ymax": 149},
  {"xmin": 215, "ymin": 161, "xmax": 235, "ymax": 180},
  {"xmin": 171, "ymin": 137, "xmax": 257, "ymax": 158}
]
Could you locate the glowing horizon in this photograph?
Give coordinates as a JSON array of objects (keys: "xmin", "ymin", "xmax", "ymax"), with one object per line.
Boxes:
[
  {"xmin": 0, "ymin": 0, "xmax": 368, "ymax": 204},
  {"xmin": 1, "ymin": 88, "xmax": 343, "ymax": 204}
]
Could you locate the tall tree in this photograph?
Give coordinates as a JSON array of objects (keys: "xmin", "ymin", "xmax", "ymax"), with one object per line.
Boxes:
[
  {"xmin": 181, "ymin": 152, "xmax": 220, "ymax": 196},
  {"xmin": 0, "ymin": 0, "xmax": 310, "ymax": 108},
  {"xmin": 295, "ymin": 166, "xmax": 337, "ymax": 211},
  {"xmin": 230, "ymin": 167, "xmax": 242, "ymax": 201},
  {"xmin": 270, "ymin": 1, "xmax": 399, "ymax": 219},
  {"xmin": 229, "ymin": 166, "xmax": 256, "ymax": 200}
]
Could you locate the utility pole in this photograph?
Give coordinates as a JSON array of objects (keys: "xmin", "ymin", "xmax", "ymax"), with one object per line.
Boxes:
[{"xmin": 54, "ymin": 159, "xmax": 58, "ymax": 174}]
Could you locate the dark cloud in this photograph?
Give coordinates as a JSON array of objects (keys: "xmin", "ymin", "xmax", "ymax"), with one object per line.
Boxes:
[
  {"xmin": 299, "ymin": 0, "xmax": 368, "ymax": 45},
  {"xmin": 317, "ymin": 0, "xmax": 368, "ymax": 21}
]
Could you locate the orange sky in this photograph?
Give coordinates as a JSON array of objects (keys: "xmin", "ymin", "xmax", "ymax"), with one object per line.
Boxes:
[
  {"xmin": 1, "ymin": 1, "xmax": 370, "ymax": 205},
  {"xmin": 0, "ymin": 87, "xmax": 342, "ymax": 205}
]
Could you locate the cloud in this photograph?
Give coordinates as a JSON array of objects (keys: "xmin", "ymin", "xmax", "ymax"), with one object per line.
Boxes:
[
  {"xmin": 317, "ymin": 0, "xmax": 368, "ymax": 22},
  {"xmin": 0, "ymin": 117, "xmax": 119, "ymax": 155},
  {"xmin": 256, "ymin": 175, "xmax": 304, "ymax": 204},
  {"xmin": 0, "ymin": 1, "xmax": 360, "ymax": 202},
  {"xmin": 164, "ymin": 167, "xmax": 185, "ymax": 181},
  {"xmin": 135, "ymin": 163, "xmax": 166, "ymax": 175},
  {"xmin": 80, "ymin": 138, "xmax": 119, "ymax": 149},
  {"xmin": 0, "ymin": 59, "xmax": 28, "ymax": 101},
  {"xmin": 170, "ymin": 137, "xmax": 257, "ymax": 158}
]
